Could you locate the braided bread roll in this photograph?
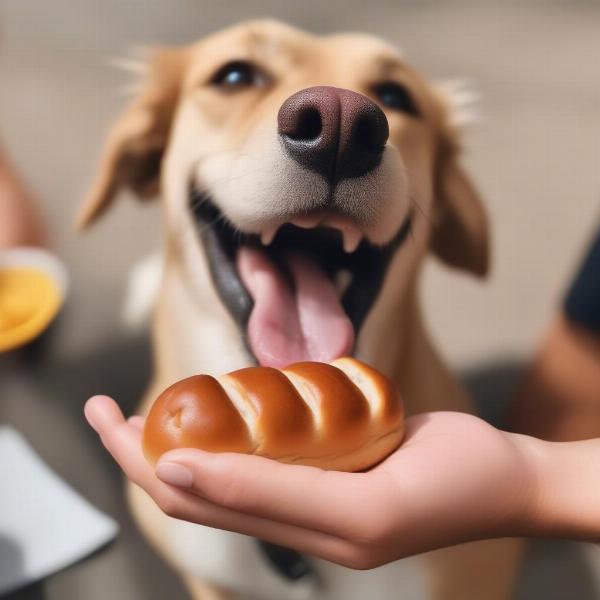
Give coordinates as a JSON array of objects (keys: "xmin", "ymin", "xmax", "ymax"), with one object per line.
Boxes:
[{"xmin": 143, "ymin": 358, "xmax": 404, "ymax": 472}]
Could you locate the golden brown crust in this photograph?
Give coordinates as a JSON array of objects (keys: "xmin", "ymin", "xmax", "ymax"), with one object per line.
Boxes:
[
  {"xmin": 142, "ymin": 375, "xmax": 253, "ymax": 464},
  {"xmin": 223, "ymin": 367, "xmax": 314, "ymax": 458},
  {"xmin": 282, "ymin": 428, "xmax": 405, "ymax": 472},
  {"xmin": 143, "ymin": 358, "xmax": 404, "ymax": 471},
  {"xmin": 282, "ymin": 362, "xmax": 370, "ymax": 455},
  {"xmin": 332, "ymin": 357, "xmax": 404, "ymax": 430}
]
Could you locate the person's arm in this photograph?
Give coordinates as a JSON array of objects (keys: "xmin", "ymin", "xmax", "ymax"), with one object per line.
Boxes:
[
  {"xmin": 529, "ymin": 434, "xmax": 600, "ymax": 542},
  {"xmin": 509, "ymin": 227, "xmax": 600, "ymax": 442},
  {"xmin": 84, "ymin": 395, "xmax": 600, "ymax": 569},
  {"xmin": 509, "ymin": 316, "xmax": 600, "ymax": 441},
  {"xmin": 0, "ymin": 146, "xmax": 46, "ymax": 249}
]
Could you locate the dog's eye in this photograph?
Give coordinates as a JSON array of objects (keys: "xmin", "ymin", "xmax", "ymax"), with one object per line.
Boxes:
[
  {"xmin": 373, "ymin": 82, "xmax": 420, "ymax": 117},
  {"xmin": 211, "ymin": 61, "xmax": 264, "ymax": 89}
]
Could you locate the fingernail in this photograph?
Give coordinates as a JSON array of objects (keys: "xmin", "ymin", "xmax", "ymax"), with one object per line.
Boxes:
[{"xmin": 156, "ymin": 462, "xmax": 193, "ymax": 488}]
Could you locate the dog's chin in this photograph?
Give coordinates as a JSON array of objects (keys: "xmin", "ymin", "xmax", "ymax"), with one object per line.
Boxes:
[{"xmin": 189, "ymin": 186, "xmax": 412, "ymax": 368}]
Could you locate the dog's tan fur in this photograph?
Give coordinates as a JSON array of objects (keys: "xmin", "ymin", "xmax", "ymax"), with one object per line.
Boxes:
[{"xmin": 80, "ymin": 20, "xmax": 522, "ymax": 600}]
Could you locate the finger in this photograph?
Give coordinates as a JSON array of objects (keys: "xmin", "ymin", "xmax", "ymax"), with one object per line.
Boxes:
[
  {"xmin": 149, "ymin": 485, "xmax": 357, "ymax": 567},
  {"xmin": 84, "ymin": 396, "xmax": 151, "ymax": 481},
  {"xmin": 155, "ymin": 449, "xmax": 388, "ymax": 540},
  {"xmin": 127, "ymin": 415, "xmax": 145, "ymax": 431},
  {"xmin": 84, "ymin": 395, "xmax": 125, "ymax": 434},
  {"xmin": 85, "ymin": 400, "xmax": 359, "ymax": 564},
  {"xmin": 85, "ymin": 395, "xmax": 144, "ymax": 434},
  {"xmin": 84, "ymin": 396, "xmax": 362, "ymax": 564}
]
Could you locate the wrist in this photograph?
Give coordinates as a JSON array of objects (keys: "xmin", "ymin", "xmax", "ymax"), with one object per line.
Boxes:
[
  {"xmin": 517, "ymin": 434, "xmax": 600, "ymax": 541},
  {"xmin": 496, "ymin": 432, "xmax": 545, "ymax": 537}
]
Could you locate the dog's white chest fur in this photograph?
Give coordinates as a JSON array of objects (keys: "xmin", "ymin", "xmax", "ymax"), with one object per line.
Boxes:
[{"xmin": 166, "ymin": 519, "xmax": 426, "ymax": 600}]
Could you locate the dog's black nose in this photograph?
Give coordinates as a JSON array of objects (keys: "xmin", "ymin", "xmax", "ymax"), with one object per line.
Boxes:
[{"xmin": 278, "ymin": 86, "xmax": 389, "ymax": 182}]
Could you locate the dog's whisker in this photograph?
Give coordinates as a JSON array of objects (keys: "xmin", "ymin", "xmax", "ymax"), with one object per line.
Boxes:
[
  {"xmin": 189, "ymin": 194, "xmax": 208, "ymax": 211},
  {"xmin": 410, "ymin": 194, "xmax": 433, "ymax": 225},
  {"xmin": 184, "ymin": 210, "xmax": 229, "ymax": 238},
  {"xmin": 409, "ymin": 222, "xmax": 417, "ymax": 247},
  {"xmin": 200, "ymin": 213, "xmax": 228, "ymax": 234},
  {"xmin": 199, "ymin": 164, "xmax": 279, "ymax": 188}
]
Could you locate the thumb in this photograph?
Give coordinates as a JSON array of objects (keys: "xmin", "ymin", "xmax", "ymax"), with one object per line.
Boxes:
[{"xmin": 155, "ymin": 449, "xmax": 379, "ymax": 538}]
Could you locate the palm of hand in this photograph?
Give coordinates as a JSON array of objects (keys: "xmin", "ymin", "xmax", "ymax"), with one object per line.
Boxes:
[{"xmin": 85, "ymin": 396, "xmax": 533, "ymax": 569}]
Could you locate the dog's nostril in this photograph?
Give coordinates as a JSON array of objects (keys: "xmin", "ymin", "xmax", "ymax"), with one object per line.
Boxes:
[
  {"xmin": 287, "ymin": 107, "xmax": 322, "ymax": 142},
  {"xmin": 278, "ymin": 86, "xmax": 388, "ymax": 181},
  {"xmin": 354, "ymin": 111, "xmax": 389, "ymax": 152}
]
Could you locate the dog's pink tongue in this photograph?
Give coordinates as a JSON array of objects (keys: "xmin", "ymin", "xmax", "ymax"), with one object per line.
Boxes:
[{"xmin": 237, "ymin": 247, "xmax": 354, "ymax": 368}]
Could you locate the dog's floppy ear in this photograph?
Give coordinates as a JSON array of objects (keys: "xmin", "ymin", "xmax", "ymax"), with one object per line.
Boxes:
[
  {"xmin": 76, "ymin": 47, "xmax": 187, "ymax": 229},
  {"xmin": 430, "ymin": 81, "xmax": 489, "ymax": 277},
  {"xmin": 431, "ymin": 156, "xmax": 489, "ymax": 276}
]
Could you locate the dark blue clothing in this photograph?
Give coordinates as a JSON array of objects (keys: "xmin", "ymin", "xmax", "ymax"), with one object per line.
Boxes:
[{"xmin": 565, "ymin": 228, "xmax": 600, "ymax": 333}]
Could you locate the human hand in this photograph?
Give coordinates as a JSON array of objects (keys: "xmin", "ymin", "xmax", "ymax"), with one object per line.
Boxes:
[{"xmin": 84, "ymin": 395, "xmax": 551, "ymax": 569}]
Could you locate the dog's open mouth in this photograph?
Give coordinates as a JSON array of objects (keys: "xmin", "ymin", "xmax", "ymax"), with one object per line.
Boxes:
[{"xmin": 191, "ymin": 188, "xmax": 412, "ymax": 368}]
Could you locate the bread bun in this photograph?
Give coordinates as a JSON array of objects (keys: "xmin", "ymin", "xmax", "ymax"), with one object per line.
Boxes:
[{"xmin": 143, "ymin": 357, "xmax": 404, "ymax": 472}]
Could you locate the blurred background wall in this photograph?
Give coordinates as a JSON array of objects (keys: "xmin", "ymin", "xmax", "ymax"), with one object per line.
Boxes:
[{"xmin": 0, "ymin": 0, "xmax": 598, "ymax": 369}]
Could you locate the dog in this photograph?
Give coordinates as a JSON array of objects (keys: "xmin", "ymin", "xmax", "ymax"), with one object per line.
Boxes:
[{"xmin": 78, "ymin": 19, "xmax": 522, "ymax": 600}]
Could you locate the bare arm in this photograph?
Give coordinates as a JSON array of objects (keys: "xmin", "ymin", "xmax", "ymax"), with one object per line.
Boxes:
[
  {"xmin": 509, "ymin": 220, "xmax": 600, "ymax": 442},
  {"xmin": 509, "ymin": 315, "xmax": 600, "ymax": 442},
  {"xmin": 0, "ymin": 146, "xmax": 46, "ymax": 249}
]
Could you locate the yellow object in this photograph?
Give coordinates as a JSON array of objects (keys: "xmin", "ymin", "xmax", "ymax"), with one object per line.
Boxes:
[{"xmin": 0, "ymin": 267, "xmax": 61, "ymax": 352}]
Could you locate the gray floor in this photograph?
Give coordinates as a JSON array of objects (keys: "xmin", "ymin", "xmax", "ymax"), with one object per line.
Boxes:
[{"xmin": 1, "ymin": 1, "xmax": 600, "ymax": 598}]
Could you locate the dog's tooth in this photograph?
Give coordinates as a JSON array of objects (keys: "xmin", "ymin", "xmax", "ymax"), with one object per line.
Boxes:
[
  {"xmin": 342, "ymin": 229, "xmax": 362, "ymax": 253},
  {"xmin": 292, "ymin": 214, "xmax": 322, "ymax": 229},
  {"xmin": 261, "ymin": 228, "xmax": 277, "ymax": 246},
  {"xmin": 335, "ymin": 269, "xmax": 353, "ymax": 296}
]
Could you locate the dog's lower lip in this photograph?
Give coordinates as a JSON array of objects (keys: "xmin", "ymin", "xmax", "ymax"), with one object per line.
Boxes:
[{"xmin": 189, "ymin": 187, "xmax": 412, "ymax": 361}]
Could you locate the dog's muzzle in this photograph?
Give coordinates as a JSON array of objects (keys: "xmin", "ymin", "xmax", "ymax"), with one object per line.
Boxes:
[{"xmin": 278, "ymin": 85, "xmax": 389, "ymax": 184}]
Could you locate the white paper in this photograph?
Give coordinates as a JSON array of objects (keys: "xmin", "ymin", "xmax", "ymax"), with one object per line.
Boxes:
[{"xmin": 0, "ymin": 426, "xmax": 118, "ymax": 594}]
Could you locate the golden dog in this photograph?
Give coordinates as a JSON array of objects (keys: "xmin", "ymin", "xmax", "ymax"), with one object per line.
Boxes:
[{"xmin": 79, "ymin": 19, "xmax": 521, "ymax": 600}]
